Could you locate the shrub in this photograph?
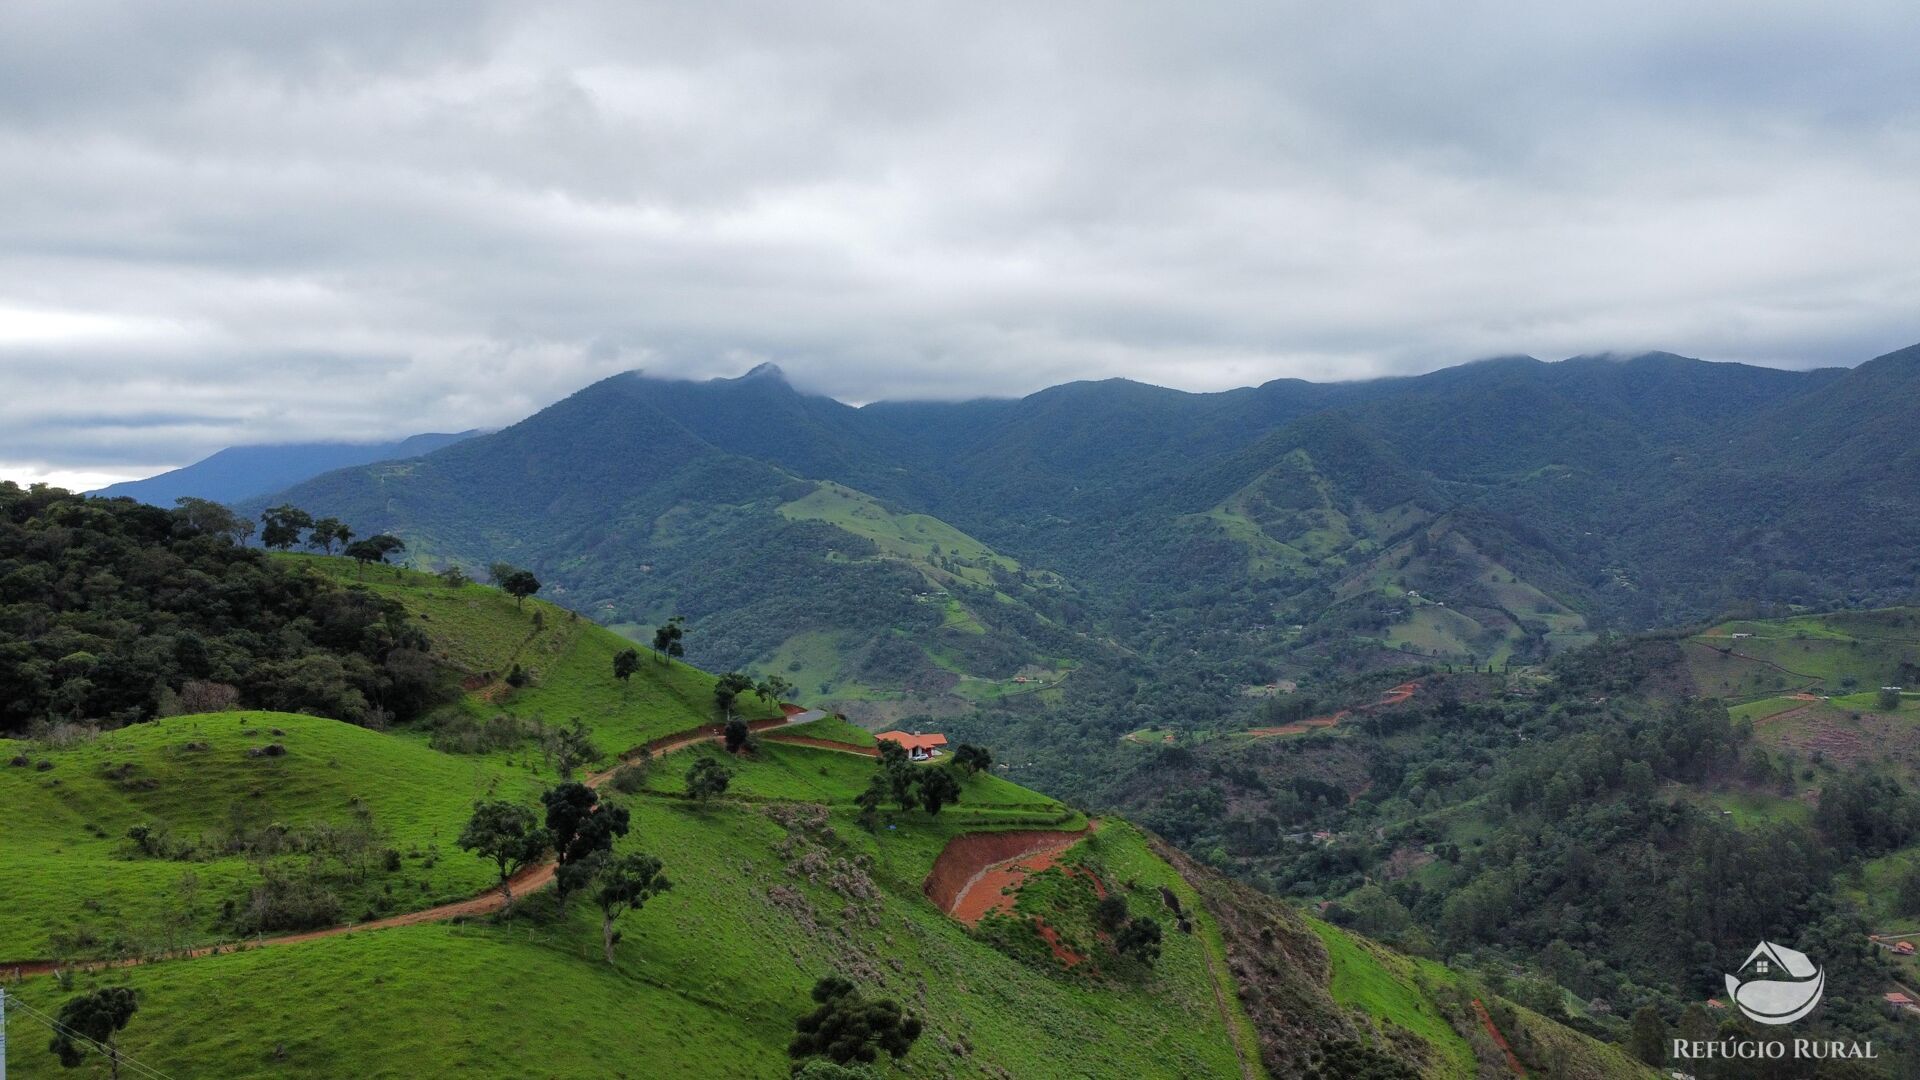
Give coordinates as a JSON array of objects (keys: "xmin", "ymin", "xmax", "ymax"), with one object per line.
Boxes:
[
  {"xmin": 234, "ymin": 864, "xmax": 343, "ymax": 934},
  {"xmin": 610, "ymin": 761, "xmax": 650, "ymax": 794}
]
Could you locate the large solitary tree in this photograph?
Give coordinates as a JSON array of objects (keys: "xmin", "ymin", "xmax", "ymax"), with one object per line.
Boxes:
[
  {"xmin": 306, "ymin": 517, "xmax": 352, "ymax": 554},
  {"xmin": 490, "ymin": 564, "xmax": 542, "ymax": 608},
  {"xmin": 916, "ymin": 767, "xmax": 963, "ymax": 816},
  {"xmin": 48, "ymin": 987, "xmax": 139, "ymax": 1079},
  {"xmin": 685, "ymin": 756, "xmax": 732, "ymax": 802},
  {"xmin": 344, "ymin": 534, "xmax": 405, "ymax": 573},
  {"xmin": 714, "ymin": 671, "xmax": 755, "ymax": 716},
  {"xmin": 259, "ymin": 504, "xmax": 313, "ymax": 550},
  {"xmin": 457, "ymin": 800, "xmax": 551, "ymax": 913},
  {"xmin": 788, "ymin": 976, "xmax": 923, "ymax": 1068},
  {"xmin": 755, "ymin": 674, "xmax": 795, "ymax": 708},
  {"xmin": 542, "ymin": 781, "xmax": 630, "ymax": 903},
  {"xmin": 612, "ymin": 647, "xmax": 641, "ymax": 688},
  {"xmin": 591, "ymin": 851, "xmax": 672, "ymax": 964},
  {"xmin": 951, "ymin": 743, "xmax": 992, "ymax": 775}
]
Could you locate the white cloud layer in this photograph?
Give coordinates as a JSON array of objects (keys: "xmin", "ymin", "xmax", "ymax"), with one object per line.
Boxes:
[{"xmin": 2, "ymin": 1, "xmax": 1919, "ymax": 476}]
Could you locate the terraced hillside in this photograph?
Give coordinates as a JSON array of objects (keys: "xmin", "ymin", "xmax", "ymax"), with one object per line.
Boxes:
[{"xmin": 1, "ymin": 553, "xmax": 1649, "ymax": 1079}]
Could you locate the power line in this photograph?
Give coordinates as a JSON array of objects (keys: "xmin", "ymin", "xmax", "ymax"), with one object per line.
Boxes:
[{"xmin": 2, "ymin": 992, "xmax": 178, "ymax": 1080}]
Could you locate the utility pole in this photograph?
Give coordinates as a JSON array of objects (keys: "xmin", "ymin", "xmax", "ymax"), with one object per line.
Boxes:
[{"xmin": 1, "ymin": 985, "xmax": 9, "ymax": 1080}]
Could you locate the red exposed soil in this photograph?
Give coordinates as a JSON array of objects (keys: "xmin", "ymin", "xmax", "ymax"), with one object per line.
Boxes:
[
  {"xmin": 1032, "ymin": 919, "xmax": 1083, "ymax": 965},
  {"xmin": 1473, "ymin": 998, "xmax": 1527, "ymax": 1077},
  {"xmin": 1247, "ymin": 710, "xmax": 1347, "ymax": 737},
  {"xmin": 1246, "ymin": 681, "xmax": 1420, "ymax": 739},
  {"xmin": 923, "ymin": 824, "xmax": 1097, "ymax": 926}
]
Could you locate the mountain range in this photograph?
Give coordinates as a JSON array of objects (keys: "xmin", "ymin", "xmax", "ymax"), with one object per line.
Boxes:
[
  {"xmin": 194, "ymin": 344, "xmax": 1920, "ymax": 722},
  {"xmin": 93, "ymin": 430, "xmax": 480, "ymax": 505}
]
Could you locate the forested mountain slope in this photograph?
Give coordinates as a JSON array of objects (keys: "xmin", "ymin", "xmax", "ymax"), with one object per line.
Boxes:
[{"xmin": 255, "ymin": 346, "xmax": 1913, "ymax": 717}]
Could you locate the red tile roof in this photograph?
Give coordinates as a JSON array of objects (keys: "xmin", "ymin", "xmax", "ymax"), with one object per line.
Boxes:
[
  {"xmin": 1886, "ymin": 992, "xmax": 1914, "ymax": 1005},
  {"xmin": 877, "ymin": 731, "xmax": 949, "ymax": 752}
]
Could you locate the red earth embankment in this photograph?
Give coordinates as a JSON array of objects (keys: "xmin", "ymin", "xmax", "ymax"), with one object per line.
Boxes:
[{"xmin": 923, "ymin": 825, "xmax": 1095, "ymax": 925}]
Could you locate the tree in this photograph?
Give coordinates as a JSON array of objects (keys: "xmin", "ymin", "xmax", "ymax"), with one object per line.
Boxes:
[
  {"xmin": 788, "ymin": 976, "xmax": 923, "ymax": 1068},
  {"xmin": 724, "ymin": 716, "xmax": 751, "ymax": 753},
  {"xmin": 259, "ymin": 504, "xmax": 312, "ymax": 550},
  {"xmin": 591, "ymin": 851, "xmax": 672, "ymax": 963},
  {"xmin": 613, "ymin": 647, "xmax": 641, "ymax": 688},
  {"xmin": 48, "ymin": 986, "xmax": 139, "ymax": 1079},
  {"xmin": 756, "ymin": 674, "xmax": 795, "ymax": 707},
  {"xmin": 686, "ymin": 756, "xmax": 732, "ymax": 801},
  {"xmin": 915, "ymin": 767, "xmax": 963, "ymax": 816},
  {"xmin": 1116, "ymin": 916, "xmax": 1163, "ymax": 965},
  {"xmin": 344, "ymin": 534, "xmax": 405, "ymax": 572},
  {"xmin": 951, "ymin": 743, "xmax": 992, "ymax": 775},
  {"xmin": 651, "ymin": 615, "xmax": 686, "ymax": 663},
  {"xmin": 715, "ymin": 671, "xmax": 755, "ymax": 715},
  {"xmin": 457, "ymin": 800, "xmax": 551, "ymax": 913},
  {"xmin": 855, "ymin": 772, "xmax": 888, "ymax": 829},
  {"xmin": 1878, "ymin": 686, "xmax": 1903, "ymax": 712},
  {"xmin": 544, "ymin": 718, "xmax": 601, "ymax": 780},
  {"xmin": 171, "ymin": 496, "xmax": 248, "ymax": 543},
  {"xmin": 1628, "ymin": 1005, "xmax": 1668, "ymax": 1066},
  {"xmin": 542, "ymin": 781, "xmax": 629, "ymax": 903},
  {"xmin": 492, "ymin": 565, "xmax": 541, "ymax": 608},
  {"xmin": 306, "ymin": 517, "xmax": 351, "ymax": 554},
  {"xmin": 1094, "ymin": 893, "xmax": 1130, "ymax": 933},
  {"xmin": 877, "ymin": 742, "xmax": 918, "ymax": 812}
]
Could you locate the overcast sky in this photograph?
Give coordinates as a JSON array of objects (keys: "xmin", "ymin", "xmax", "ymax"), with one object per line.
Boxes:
[{"xmin": 4, "ymin": 1, "xmax": 1919, "ymax": 486}]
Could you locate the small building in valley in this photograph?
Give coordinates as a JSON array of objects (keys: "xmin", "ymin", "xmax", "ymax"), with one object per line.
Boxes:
[
  {"xmin": 877, "ymin": 730, "xmax": 949, "ymax": 761},
  {"xmin": 1895, "ymin": 941, "xmax": 1916, "ymax": 956}
]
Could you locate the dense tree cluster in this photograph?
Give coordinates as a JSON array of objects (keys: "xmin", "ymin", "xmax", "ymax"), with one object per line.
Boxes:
[{"xmin": 0, "ymin": 484, "xmax": 447, "ymax": 734}]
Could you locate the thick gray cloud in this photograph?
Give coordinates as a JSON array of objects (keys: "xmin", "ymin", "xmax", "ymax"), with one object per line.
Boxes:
[{"xmin": 3, "ymin": 1, "xmax": 1919, "ymax": 481}]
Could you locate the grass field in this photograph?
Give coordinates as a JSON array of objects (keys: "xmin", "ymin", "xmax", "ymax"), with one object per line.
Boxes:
[
  {"xmin": 0, "ymin": 711, "xmax": 540, "ymax": 961},
  {"xmin": 1304, "ymin": 917, "xmax": 1476, "ymax": 1079},
  {"xmin": 1664, "ymin": 783, "xmax": 1815, "ymax": 827},
  {"xmin": 1686, "ymin": 608, "xmax": 1920, "ymax": 702},
  {"xmin": 289, "ymin": 555, "xmax": 782, "ymax": 756},
  {"xmin": 2, "ymin": 749, "xmax": 1255, "ymax": 1080},
  {"xmin": 778, "ymin": 481, "xmax": 1018, "ymax": 589},
  {"xmin": 0, "ymin": 555, "xmax": 1271, "ymax": 1079}
]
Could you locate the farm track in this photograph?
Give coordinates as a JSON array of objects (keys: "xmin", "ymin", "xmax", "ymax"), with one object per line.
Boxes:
[
  {"xmin": 1246, "ymin": 680, "xmax": 1419, "ymax": 739},
  {"xmin": 3, "ymin": 710, "xmax": 839, "ymax": 980}
]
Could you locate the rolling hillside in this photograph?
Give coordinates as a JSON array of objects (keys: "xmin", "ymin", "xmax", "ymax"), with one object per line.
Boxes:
[{"xmin": 0, "ymin": 551, "xmax": 1649, "ymax": 1078}]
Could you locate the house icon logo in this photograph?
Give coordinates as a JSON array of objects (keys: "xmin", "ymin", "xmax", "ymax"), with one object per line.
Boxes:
[{"xmin": 1724, "ymin": 941, "xmax": 1824, "ymax": 1025}]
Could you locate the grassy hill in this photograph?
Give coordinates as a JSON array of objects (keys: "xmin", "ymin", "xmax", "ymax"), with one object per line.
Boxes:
[{"xmin": 5, "ymin": 553, "xmax": 1649, "ymax": 1079}]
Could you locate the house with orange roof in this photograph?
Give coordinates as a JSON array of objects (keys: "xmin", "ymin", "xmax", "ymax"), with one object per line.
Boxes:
[
  {"xmin": 877, "ymin": 730, "xmax": 949, "ymax": 761},
  {"xmin": 1895, "ymin": 940, "xmax": 1916, "ymax": 956}
]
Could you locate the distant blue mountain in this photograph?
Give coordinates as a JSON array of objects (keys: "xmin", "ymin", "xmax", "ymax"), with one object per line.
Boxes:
[{"xmin": 92, "ymin": 431, "xmax": 480, "ymax": 506}]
